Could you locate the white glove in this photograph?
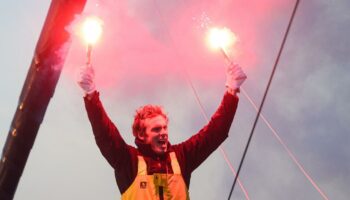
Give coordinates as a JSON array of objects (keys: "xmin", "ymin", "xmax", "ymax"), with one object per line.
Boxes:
[
  {"xmin": 77, "ymin": 64, "xmax": 96, "ymax": 95},
  {"xmin": 225, "ymin": 63, "xmax": 247, "ymax": 91}
]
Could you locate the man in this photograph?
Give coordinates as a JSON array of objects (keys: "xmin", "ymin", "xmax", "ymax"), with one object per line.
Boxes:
[{"xmin": 77, "ymin": 63, "xmax": 246, "ymax": 199}]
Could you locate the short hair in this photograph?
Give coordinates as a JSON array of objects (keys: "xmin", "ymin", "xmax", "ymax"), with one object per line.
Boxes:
[{"xmin": 132, "ymin": 105, "xmax": 168, "ymax": 137}]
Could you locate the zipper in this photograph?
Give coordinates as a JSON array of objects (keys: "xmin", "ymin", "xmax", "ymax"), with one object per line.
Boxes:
[{"xmin": 159, "ymin": 186, "xmax": 164, "ymax": 200}]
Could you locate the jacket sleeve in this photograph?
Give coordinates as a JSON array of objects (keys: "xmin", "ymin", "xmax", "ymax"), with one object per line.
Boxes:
[
  {"xmin": 83, "ymin": 91, "xmax": 131, "ymax": 169},
  {"xmin": 176, "ymin": 91, "xmax": 239, "ymax": 173}
]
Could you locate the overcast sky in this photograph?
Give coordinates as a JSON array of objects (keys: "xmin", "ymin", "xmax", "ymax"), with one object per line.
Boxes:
[{"xmin": 1, "ymin": 0, "xmax": 349, "ymax": 199}]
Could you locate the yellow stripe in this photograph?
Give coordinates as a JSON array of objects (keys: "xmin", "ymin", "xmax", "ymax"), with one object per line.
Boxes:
[
  {"xmin": 137, "ymin": 156, "xmax": 147, "ymax": 175},
  {"xmin": 169, "ymin": 152, "xmax": 181, "ymax": 174}
]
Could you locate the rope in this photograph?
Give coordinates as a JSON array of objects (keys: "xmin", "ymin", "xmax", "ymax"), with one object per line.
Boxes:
[{"xmin": 227, "ymin": 0, "xmax": 301, "ymax": 199}]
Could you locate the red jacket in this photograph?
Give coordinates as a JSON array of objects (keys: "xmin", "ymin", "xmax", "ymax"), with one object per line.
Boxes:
[{"xmin": 84, "ymin": 91, "xmax": 239, "ymax": 194}]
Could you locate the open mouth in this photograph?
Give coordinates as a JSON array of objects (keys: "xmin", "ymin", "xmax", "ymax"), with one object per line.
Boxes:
[
  {"xmin": 152, "ymin": 138, "xmax": 168, "ymax": 153},
  {"xmin": 156, "ymin": 137, "xmax": 168, "ymax": 149},
  {"xmin": 157, "ymin": 140, "xmax": 167, "ymax": 146}
]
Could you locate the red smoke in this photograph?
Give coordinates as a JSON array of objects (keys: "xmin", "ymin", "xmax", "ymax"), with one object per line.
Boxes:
[{"xmin": 63, "ymin": 0, "xmax": 290, "ymax": 92}]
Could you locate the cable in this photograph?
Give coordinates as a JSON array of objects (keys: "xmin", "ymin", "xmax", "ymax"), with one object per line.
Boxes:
[
  {"xmin": 240, "ymin": 88, "xmax": 329, "ymax": 200},
  {"xmin": 227, "ymin": 0, "xmax": 301, "ymax": 199}
]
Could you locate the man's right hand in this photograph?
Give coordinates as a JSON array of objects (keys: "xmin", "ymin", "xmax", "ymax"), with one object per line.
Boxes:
[{"xmin": 77, "ymin": 64, "xmax": 96, "ymax": 95}]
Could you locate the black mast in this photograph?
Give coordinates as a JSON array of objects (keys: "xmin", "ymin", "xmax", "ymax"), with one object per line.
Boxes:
[{"xmin": 0, "ymin": 1, "xmax": 87, "ymax": 199}]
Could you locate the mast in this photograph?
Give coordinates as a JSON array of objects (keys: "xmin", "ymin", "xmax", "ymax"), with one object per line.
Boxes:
[{"xmin": 0, "ymin": 1, "xmax": 87, "ymax": 199}]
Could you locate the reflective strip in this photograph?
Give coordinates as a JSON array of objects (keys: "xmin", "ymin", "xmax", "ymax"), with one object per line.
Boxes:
[
  {"xmin": 169, "ymin": 152, "xmax": 181, "ymax": 174},
  {"xmin": 137, "ymin": 156, "xmax": 147, "ymax": 175}
]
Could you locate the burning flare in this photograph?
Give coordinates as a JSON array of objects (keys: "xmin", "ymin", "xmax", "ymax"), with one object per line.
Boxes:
[
  {"xmin": 81, "ymin": 16, "xmax": 103, "ymax": 46},
  {"xmin": 79, "ymin": 16, "xmax": 103, "ymax": 65},
  {"xmin": 207, "ymin": 27, "xmax": 237, "ymax": 50}
]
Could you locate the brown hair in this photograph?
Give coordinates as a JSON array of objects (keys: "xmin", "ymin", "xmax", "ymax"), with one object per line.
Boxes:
[{"xmin": 132, "ymin": 105, "xmax": 168, "ymax": 137}]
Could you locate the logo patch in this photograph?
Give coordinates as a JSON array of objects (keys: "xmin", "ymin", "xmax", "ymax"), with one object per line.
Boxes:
[{"xmin": 140, "ymin": 181, "xmax": 147, "ymax": 189}]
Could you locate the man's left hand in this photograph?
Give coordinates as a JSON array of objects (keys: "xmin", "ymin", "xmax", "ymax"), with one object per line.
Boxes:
[{"xmin": 225, "ymin": 63, "xmax": 247, "ymax": 91}]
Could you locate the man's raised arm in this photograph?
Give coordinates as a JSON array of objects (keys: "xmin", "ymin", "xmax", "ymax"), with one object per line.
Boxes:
[
  {"xmin": 78, "ymin": 64, "xmax": 130, "ymax": 169},
  {"xmin": 175, "ymin": 63, "xmax": 247, "ymax": 172}
]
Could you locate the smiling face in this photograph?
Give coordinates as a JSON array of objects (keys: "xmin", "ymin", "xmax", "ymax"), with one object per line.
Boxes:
[{"xmin": 139, "ymin": 115, "xmax": 168, "ymax": 155}]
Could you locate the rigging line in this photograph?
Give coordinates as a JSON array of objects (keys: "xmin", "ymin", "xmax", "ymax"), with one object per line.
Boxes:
[
  {"xmin": 150, "ymin": 0, "xmax": 251, "ymax": 199},
  {"xmin": 187, "ymin": 72, "xmax": 251, "ymax": 200},
  {"xmin": 240, "ymin": 88, "xmax": 329, "ymax": 200},
  {"xmin": 174, "ymin": 0, "xmax": 328, "ymax": 198},
  {"xmin": 187, "ymin": 69, "xmax": 250, "ymax": 200},
  {"xmin": 151, "ymin": 1, "xmax": 329, "ymax": 199},
  {"xmin": 227, "ymin": 0, "xmax": 301, "ymax": 199}
]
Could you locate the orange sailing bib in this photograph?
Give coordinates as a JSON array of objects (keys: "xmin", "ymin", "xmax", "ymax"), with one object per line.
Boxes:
[{"xmin": 122, "ymin": 152, "xmax": 189, "ymax": 200}]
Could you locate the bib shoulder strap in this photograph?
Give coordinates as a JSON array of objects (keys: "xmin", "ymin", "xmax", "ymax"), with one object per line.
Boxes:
[
  {"xmin": 169, "ymin": 152, "xmax": 181, "ymax": 174},
  {"xmin": 137, "ymin": 156, "xmax": 147, "ymax": 175}
]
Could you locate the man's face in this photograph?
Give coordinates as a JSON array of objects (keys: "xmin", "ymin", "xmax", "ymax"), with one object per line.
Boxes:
[{"xmin": 141, "ymin": 115, "xmax": 168, "ymax": 155}]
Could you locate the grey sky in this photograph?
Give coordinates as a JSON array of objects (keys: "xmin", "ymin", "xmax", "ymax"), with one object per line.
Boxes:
[{"xmin": 1, "ymin": 0, "xmax": 349, "ymax": 199}]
